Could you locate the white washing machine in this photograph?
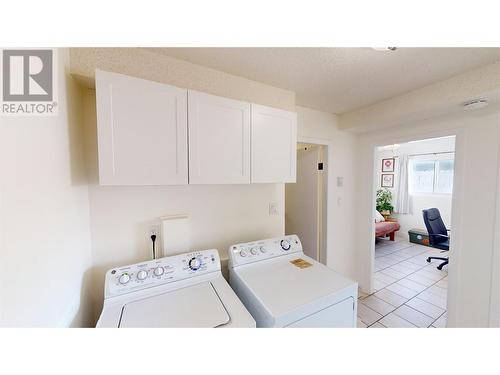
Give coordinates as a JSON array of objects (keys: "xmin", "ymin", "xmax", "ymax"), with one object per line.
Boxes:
[
  {"xmin": 97, "ymin": 249, "xmax": 255, "ymax": 328},
  {"xmin": 228, "ymin": 235, "xmax": 358, "ymax": 327}
]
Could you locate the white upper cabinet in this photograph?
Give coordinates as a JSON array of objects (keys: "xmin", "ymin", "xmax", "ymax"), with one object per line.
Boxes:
[
  {"xmin": 95, "ymin": 71, "xmax": 296, "ymax": 186},
  {"xmin": 251, "ymin": 104, "xmax": 297, "ymax": 183},
  {"xmin": 95, "ymin": 70, "xmax": 188, "ymax": 185},
  {"xmin": 188, "ymin": 90, "xmax": 251, "ymax": 184}
]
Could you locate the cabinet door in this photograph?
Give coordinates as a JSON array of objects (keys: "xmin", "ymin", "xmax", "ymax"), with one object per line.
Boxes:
[
  {"xmin": 95, "ymin": 70, "xmax": 188, "ymax": 185},
  {"xmin": 251, "ymin": 104, "xmax": 297, "ymax": 183},
  {"xmin": 188, "ymin": 91, "xmax": 251, "ymax": 184}
]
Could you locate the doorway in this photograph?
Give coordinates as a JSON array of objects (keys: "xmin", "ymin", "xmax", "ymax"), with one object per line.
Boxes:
[
  {"xmin": 285, "ymin": 142, "xmax": 328, "ymax": 264},
  {"xmin": 358, "ymin": 135, "xmax": 456, "ymax": 328}
]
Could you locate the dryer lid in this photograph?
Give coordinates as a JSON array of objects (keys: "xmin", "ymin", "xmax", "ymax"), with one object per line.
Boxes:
[{"xmin": 119, "ymin": 282, "xmax": 230, "ymax": 328}]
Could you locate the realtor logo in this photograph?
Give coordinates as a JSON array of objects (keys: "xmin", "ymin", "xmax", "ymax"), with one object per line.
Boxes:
[
  {"xmin": 3, "ymin": 50, "xmax": 53, "ymax": 101},
  {"xmin": 1, "ymin": 49, "xmax": 57, "ymax": 115}
]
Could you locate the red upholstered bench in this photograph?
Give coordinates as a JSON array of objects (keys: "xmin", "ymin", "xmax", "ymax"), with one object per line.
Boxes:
[{"xmin": 375, "ymin": 220, "xmax": 400, "ymax": 241}]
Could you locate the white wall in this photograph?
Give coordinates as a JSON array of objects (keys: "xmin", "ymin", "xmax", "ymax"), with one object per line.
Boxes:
[
  {"xmin": 374, "ymin": 136, "xmax": 455, "ymax": 235},
  {"xmin": 0, "ymin": 49, "xmax": 93, "ymax": 327},
  {"xmin": 354, "ymin": 104, "xmax": 500, "ymax": 327},
  {"xmin": 295, "ymin": 106, "xmax": 357, "ymax": 280}
]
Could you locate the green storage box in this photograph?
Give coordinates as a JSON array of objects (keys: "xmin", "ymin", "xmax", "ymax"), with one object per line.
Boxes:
[{"xmin": 408, "ymin": 228, "xmax": 430, "ymax": 247}]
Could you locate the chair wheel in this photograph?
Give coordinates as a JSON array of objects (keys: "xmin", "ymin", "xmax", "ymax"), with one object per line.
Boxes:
[{"xmin": 427, "ymin": 257, "xmax": 431, "ymax": 263}]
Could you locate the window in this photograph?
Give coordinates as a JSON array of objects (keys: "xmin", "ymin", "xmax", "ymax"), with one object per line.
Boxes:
[
  {"xmin": 435, "ymin": 160, "xmax": 454, "ymax": 193},
  {"xmin": 409, "ymin": 158, "xmax": 454, "ymax": 194}
]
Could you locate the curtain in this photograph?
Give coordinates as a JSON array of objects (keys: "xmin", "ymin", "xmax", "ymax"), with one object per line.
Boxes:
[{"xmin": 395, "ymin": 154, "xmax": 410, "ymax": 214}]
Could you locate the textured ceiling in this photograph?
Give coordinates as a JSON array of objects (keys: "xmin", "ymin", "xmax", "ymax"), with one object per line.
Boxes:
[{"xmin": 146, "ymin": 48, "xmax": 500, "ymax": 114}]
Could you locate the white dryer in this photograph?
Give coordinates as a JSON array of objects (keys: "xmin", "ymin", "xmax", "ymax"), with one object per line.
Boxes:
[
  {"xmin": 97, "ymin": 249, "xmax": 255, "ymax": 328},
  {"xmin": 228, "ymin": 235, "xmax": 358, "ymax": 327}
]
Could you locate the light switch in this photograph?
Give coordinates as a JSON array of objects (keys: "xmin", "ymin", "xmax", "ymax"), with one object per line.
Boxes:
[
  {"xmin": 269, "ymin": 202, "xmax": 279, "ymax": 216},
  {"xmin": 337, "ymin": 176, "xmax": 344, "ymax": 187}
]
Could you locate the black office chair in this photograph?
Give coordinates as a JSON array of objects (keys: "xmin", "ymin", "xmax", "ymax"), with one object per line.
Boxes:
[{"xmin": 422, "ymin": 208, "xmax": 450, "ymax": 270}]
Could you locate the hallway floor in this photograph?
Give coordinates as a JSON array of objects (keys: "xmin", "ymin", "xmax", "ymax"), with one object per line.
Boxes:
[{"xmin": 357, "ymin": 237, "xmax": 448, "ymax": 328}]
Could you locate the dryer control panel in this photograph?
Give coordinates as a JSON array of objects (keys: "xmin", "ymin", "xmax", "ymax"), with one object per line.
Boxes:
[
  {"xmin": 104, "ymin": 249, "xmax": 221, "ymax": 298},
  {"xmin": 228, "ymin": 235, "xmax": 302, "ymax": 268}
]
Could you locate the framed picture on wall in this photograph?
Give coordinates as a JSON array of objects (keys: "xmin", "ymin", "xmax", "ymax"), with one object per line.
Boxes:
[
  {"xmin": 382, "ymin": 158, "xmax": 395, "ymax": 172},
  {"xmin": 381, "ymin": 174, "xmax": 394, "ymax": 188}
]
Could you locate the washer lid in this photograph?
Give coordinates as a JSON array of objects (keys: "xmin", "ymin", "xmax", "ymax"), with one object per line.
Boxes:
[
  {"xmin": 119, "ymin": 282, "xmax": 230, "ymax": 328},
  {"xmin": 236, "ymin": 255, "xmax": 356, "ymax": 319}
]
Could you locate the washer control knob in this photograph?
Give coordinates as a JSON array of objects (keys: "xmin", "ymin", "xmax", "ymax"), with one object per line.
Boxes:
[
  {"xmin": 189, "ymin": 257, "xmax": 202, "ymax": 270},
  {"xmin": 250, "ymin": 247, "xmax": 259, "ymax": 255},
  {"xmin": 260, "ymin": 246, "xmax": 267, "ymax": 253},
  {"xmin": 239, "ymin": 249, "xmax": 248, "ymax": 257},
  {"xmin": 281, "ymin": 240, "xmax": 291, "ymax": 251},
  {"xmin": 119, "ymin": 273, "xmax": 130, "ymax": 285},
  {"xmin": 137, "ymin": 270, "xmax": 148, "ymax": 280},
  {"xmin": 153, "ymin": 267, "xmax": 164, "ymax": 276}
]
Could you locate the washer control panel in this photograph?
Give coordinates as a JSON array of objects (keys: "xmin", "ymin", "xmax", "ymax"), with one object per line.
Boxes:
[
  {"xmin": 104, "ymin": 249, "xmax": 220, "ymax": 298},
  {"xmin": 228, "ymin": 235, "xmax": 302, "ymax": 268}
]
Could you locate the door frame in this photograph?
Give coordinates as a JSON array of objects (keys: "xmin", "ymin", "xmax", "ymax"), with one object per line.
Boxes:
[
  {"xmin": 296, "ymin": 136, "xmax": 333, "ymax": 265},
  {"xmin": 365, "ymin": 128, "xmax": 463, "ymax": 328}
]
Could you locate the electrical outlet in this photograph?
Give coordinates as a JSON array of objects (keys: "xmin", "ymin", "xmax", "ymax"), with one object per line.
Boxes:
[
  {"xmin": 149, "ymin": 224, "xmax": 159, "ymax": 236},
  {"xmin": 148, "ymin": 223, "xmax": 161, "ymax": 260},
  {"xmin": 269, "ymin": 202, "xmax": 279, "ymax": 216}
]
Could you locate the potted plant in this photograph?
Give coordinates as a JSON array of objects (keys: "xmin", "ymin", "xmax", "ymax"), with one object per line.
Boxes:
[{"xmin": 376, "ymin": 188, "xmax": 394, "ymax": 219}]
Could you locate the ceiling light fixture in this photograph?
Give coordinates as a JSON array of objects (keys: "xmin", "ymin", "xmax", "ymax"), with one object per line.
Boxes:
[
  {"xmin": 372, "ymin": 47, "xmax": 397, "ymax": 51},
  {"xmin": 463, "ymin": 98, "xmax": 489, "ymax": 111}
]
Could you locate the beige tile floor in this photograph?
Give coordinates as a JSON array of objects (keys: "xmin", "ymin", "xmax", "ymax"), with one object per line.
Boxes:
[{"xmin": 357, "ymin": 237, "xmax": 448, "ymax": 328}]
